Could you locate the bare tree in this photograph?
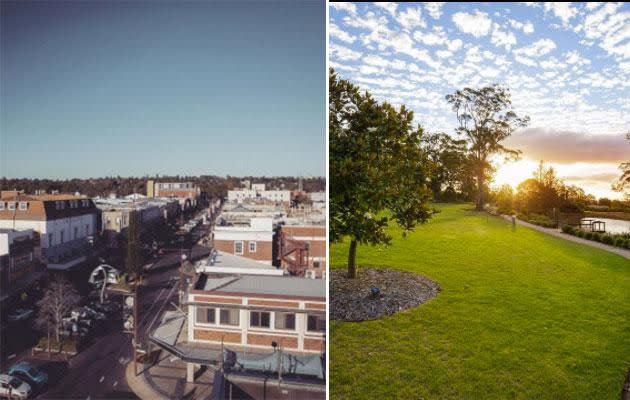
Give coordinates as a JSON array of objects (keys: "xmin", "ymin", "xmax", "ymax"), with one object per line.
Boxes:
[{"xmin": 35, "ymin": 277, "xmax": 80, "ymax": 345}]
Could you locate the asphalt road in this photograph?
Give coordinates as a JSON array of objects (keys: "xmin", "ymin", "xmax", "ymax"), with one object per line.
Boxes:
[{"xmin": 41, "ymin": 263, "xmax": 181, "ymax": 399}]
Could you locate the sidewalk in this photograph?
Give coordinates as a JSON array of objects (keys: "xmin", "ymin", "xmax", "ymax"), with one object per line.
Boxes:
[
  {"xmin": 498, "ymin": 214, "xmax": 630, "ymax": 260},
  {"xmin": 126, "ymin": 351, "xmax": 215, "ymax": 400}
]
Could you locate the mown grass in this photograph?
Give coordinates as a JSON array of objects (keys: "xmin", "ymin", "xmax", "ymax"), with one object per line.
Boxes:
[{"xmin": 330, "ymin": 204, "xmax": 630, "ymax": 399}]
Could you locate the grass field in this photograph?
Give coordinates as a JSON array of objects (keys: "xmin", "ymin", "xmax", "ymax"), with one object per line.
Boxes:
[{"xmin": 330, "ymin": 204, "xmax": 630, "ymax": 399}]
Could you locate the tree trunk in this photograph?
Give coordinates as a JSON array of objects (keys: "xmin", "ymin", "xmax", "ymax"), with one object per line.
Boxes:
[
  {"xmin": 475, "ymin": 169, "xmax": 484, "ymax": 211},
  {"xmin": 347, "ymin": 240, "xmax": 358, "ymax": 279}
]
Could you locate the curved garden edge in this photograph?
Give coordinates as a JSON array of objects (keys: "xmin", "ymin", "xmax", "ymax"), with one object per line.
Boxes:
[{"xmin": 330, "ymin": 268, "xmax": 440, "ymax": 322}]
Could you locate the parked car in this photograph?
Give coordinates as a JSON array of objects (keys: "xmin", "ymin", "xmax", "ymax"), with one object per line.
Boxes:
[
  {"xmin": 0, "ymin": 374, "xmax": 31, "ymax": 400},
  {"xmin": 7, "ymin": 309, "xmax": 33, "ymax": 322},
  {"xmin": 7, "ymin": 362, "xmax": 48, "ymax": 389}
]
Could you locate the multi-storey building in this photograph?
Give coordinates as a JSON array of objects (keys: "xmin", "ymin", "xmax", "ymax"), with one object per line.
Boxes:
[
  {"xmin": 213, "ymin": 218, "xmax": 274, "ymax": 264},
  {"xmin": 0, "ymin": 193, "xmax": 99, "ymax": 270},
  {"xmin": 0, "ymin": 229, "xmax": 44, "ymax": 302},
  {"xmin": 146, "ymin": 180, "xmax": 200, "ymax": 210},
  {"xmin": 279, "ymin": 224, "xmax": 326, "ymax": 278},
  {"xmin": 227, "ymin": 184, "xmax": 291, "ymax": 204}
]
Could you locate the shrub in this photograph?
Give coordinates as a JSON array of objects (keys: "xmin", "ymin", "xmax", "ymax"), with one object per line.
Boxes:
[
  {"xmin": 601, "ymin": 234, "xmax": 614, "ymax": 245},
  {"xmin": 591, "ymin": 232, "xmax": 602, "ymax": 242},
  {"xmin": 576, "ymin": 229, "xmax": 585, "ymax": 238},
  {"xmin": 562, "ymin": 225, "xmax": 575, "ymax": 235},
  {"xmin": 584, "ymin": 232, "xmax": 594, "ymax": 240},
  {"xmin": 614, "ymin": 237, "xmax": 625, "ymax": 247}
]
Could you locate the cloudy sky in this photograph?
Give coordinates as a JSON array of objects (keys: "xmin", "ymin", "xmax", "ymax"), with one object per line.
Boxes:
[{"xmin": 330, "ymin": 2, "xmax": 629, "ymax": 199}]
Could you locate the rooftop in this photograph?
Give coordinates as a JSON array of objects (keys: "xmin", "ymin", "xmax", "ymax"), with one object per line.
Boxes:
[{"xmin": 196, "ymin": 274, "xmax": 325, "ymax": 299}]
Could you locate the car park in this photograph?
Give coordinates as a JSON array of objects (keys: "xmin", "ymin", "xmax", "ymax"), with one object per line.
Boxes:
[{"xmin": 0, "ymin": 374, "xmax": 31, "ymax": 400}]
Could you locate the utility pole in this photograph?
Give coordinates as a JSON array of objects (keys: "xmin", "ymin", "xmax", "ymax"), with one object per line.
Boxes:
[{"xmin": 133, "ymin": 282, "xmax": 139, "ymax": 376}]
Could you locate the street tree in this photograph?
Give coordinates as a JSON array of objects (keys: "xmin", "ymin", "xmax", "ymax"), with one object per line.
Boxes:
[
  {"xmin": 446, "ymin": 85, "xmax": 529, "ymax": 211},
  {"xmin": 35, "ymin": 276, "xmax": 80, "ymax": 345},
  {"xmin": 329, "ymin": 69, "xmax": 433, "ymax": 279}
]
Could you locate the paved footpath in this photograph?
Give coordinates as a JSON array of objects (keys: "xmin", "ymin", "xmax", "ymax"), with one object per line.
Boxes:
[{"xmin": 498, "ymin": 214, "xmax": 630, "ymax": 261}]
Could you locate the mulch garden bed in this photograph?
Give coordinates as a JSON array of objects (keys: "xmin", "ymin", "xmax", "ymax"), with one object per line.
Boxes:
[{"xmin": 330, "ymin": 268, "xmax": 440, "ymax": 322}]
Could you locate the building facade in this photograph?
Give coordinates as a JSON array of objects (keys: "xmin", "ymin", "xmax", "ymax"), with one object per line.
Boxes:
[
  {"xmin": 188, "ymin": 274, "xmax": 326, "ymax": 354},
  {"xmin": 0, "ymin": 193, "xmax": 99, "ymax": 270},
  {"xmin": 213, "ymin": 218, "xmax": 274, "ymax": 264},
  {"xmin": 279, "ymin": 224, "xmax": 326, "ymax": 278}
]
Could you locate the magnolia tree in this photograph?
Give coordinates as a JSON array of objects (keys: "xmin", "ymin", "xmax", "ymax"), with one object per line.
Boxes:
[
  {"xmin": 35, "ymin": 276, "xmax": 80, "ymax": 345},
  {"xmin": 446, "ymin": 86, "xmax": 529, "ymax": 211},
  {"xmin": 329, "ymin": 69, "xmax": 433, "ymax": 279}
]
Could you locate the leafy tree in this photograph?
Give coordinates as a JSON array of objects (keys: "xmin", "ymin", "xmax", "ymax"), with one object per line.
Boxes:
[
  {"xmin": 329, "ymin": 69, "xmax": 432, "ymax": 278},
  {"xmin": 35, "ymin": 276, "xmax": 80, "ymax": 344},
  {"xmin": 446, "ymin": 85, "xmax": 529, "ymax": 210},
  {"xmin": 423, "ymin": 133, "xmax": 470, "ymax": 201},
  {"xmin": 125, "ymin": 210, "xmax": 143, "ymax": 278}
]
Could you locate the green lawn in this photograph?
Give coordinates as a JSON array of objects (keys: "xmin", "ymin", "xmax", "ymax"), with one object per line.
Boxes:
[{"xmin": 330, "ymin": 204, "xmax": 630, "ymax": 399}]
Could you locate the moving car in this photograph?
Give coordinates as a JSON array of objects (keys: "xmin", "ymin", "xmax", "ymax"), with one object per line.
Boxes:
[
  {"xmin": 7, "ymin": 362, "xmax": 47, "ymax": 389},
  {"xmin": 0, "ymin": 374, "xmax": 32, "ymax": 399}
]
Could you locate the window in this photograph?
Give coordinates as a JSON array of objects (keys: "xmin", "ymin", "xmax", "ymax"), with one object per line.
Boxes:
[
  {"xmin": 219, "ymin": 309, "xmax": 240, "ymax": 326},
  {"xmin": 313, "ymin": 261, "xmax": 321, "ymax": 269},
  {"xmin": 250, "ymin": 311, "xmax": 270, "ymax": 328},
  {"xmin": 7, "ymin": 202, "xmax": 15, "ymax": 210},
  {"xmin": 60, "ymin": 230, "xmax": 64, "ymax": 244},
  {"xmin": 307, "ymin": 314, "xmax": 325, "ymax": 332},
  {"xmin": 48, "ymin": 233, "xmax": 53, "ymax": 246},
  {"xmin": 0, "ymin": 202, "xmax": 4, "ymax": 210},
  {"xmin": 19, "ymin": 202, "xmax": 27, "ymax": 211},
  {"xmin": 275, "ymin": 312, "xmax": 296, "ymax": 330},
  {"xmin": 249, "ymin": 241, "xmax": 257, "ymax": 253},
  {"xmin": 86, "ymin": 224, "xmax": 89, "ymax": 235},
  {"xmin": 74, "ymin": 227, "xmax": 78, "ymax": 239},
  {"xmin": 196, "ymin": 307, "xmax": 216, "ymax": 324},
  {"xmin": 234, "ymin": 241, "xmax": 244, "ymax": 255}
]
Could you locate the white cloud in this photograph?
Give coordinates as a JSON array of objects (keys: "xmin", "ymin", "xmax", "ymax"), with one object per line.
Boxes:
[
  {"xmin": 491, "ymin": 23, "xmax": 517, "ymax": 50},
  {"xmin": 330, "ymin": 2, "xmax": 356, "ymax": 15},
  {"xmin": 514, "ymin": 54, "xmax": 538, "ymax": 67},
  {"xmin": 329, "ymin": 23, "xmax": 356, "ymax": 44},
  {"xmin": 448, "ymin": 39, "xmax": 463, "ymax": 52},
  {"xmin": 436, "ymin": 50, "xmax": 453, "ymax": 59},
  {"xmin": 452, "ymin": 11, "xmax": 493, "ymax": 37},
  {"xmin": 330, "ymin": 43, "xmax": 362, "ymax": 61},
  {"xmin": 544, "ymin": 2, "xmax": 578, "ymax": 25},
  {"xmin": 374, "ymin": 2, "xmax": 398, "ymax": 17},
  {"xmin": 509, "ymin": 18, "xmax": 535, "ymax": 34},
  {"xmin": 423, "ymin": 2, "xmax": 444, "ymax": 19},
  {"xmin": 581, "ymin": 3, "xmax": 630, "ymax": 59},
  {"xmin": 514, "ymin": 38, "xmax": 557, "ymax": 58},
  {"xmin": 413, "ymin": 26, "xmax": 447, "ymax": 46},
  {"xmin": 397, "ymin": 6, "xmax": 427, "ymax": 30},
  {"xmin": 564, "ymin": 50, "xmax": 591, "ymax": 66}
]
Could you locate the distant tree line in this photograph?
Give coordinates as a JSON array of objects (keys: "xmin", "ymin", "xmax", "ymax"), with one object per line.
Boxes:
[{"xmin": 0, "ymin": 175, "xmax": 325, "ymax": 199}]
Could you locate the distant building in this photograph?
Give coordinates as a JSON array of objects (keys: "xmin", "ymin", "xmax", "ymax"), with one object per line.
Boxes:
[
  {"xmin": 146, "ymin": 180, "xmax": 200, "ymax": 210},
  {"xmin": 0, "ymin": 193, "xmax": 99, "ymax": 270},
  {"xmin": 213, "ymin": 218, "xmax": 274, "ymax": 264},
  {"xmin": 227, "ymin": 183, "xmax": 291, "ymax": 204}
]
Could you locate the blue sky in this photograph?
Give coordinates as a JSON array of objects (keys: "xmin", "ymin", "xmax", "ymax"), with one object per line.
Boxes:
[
  {"xmin": 330, "ymin": 2, "xmax": 629, "ymax": 199},
  {"xmin": 1, "ymin": 1, "xmax": 325, "ymax": 179}
]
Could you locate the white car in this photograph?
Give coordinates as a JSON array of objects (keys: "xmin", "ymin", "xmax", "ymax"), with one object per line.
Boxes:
[{"xmin": 0, "ymin": 374, "xmax": 31, "ymax": 400}]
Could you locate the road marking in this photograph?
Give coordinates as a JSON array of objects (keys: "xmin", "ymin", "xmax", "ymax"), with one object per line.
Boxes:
[
  {"xmin": 99, "ymin": 376, "xmax": 105, "ymax": 383},
  {"xmin": 113, "ymin": 381, "xmax": 118, "ymax": 387},
  {"xmin": 8, "ymin": 354, "xmax": 15, "ymax": 359}
]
